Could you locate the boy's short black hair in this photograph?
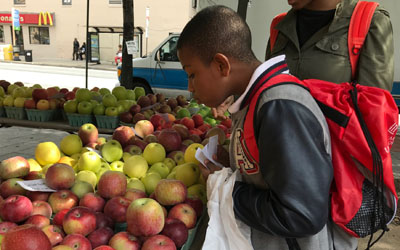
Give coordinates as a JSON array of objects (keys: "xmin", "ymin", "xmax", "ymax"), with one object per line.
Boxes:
[{"xmin": 177, "ymin": 5, "xmax": 256, "ymax": 65}]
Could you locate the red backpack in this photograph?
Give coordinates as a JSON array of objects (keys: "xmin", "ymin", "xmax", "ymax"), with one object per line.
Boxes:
[{"xmin": 250, "ymin": 1, "xmax": 399, "ymax": 247}]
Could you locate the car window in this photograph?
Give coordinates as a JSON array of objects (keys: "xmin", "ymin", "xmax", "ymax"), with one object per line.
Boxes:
[{"xmin": 158, "ymin": 36, "xmax": 179, "ymax": 62}]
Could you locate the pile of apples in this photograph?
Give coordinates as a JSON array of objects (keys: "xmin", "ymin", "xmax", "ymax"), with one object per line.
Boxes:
[{"xmin": 0, "ymin": 121, "xmax": 227, "ymax": 250}]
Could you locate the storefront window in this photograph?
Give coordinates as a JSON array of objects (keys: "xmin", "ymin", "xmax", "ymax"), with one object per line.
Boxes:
[
  {"xmin": 14, "ymin": 0, "xmax": 25, "ymax": 5},
  {"xmin": 62, "ymin": 0, "xmax": 72, "ymax": 5},
  {"xmin": 0, "ymin": 26, "xmax": 4, "ymax": 43},
  {"xmin": 109, "ymin": 0, "xmax": 122, "ymax": 4},
  {"xmin": 29, "ymin": 27, "xmax": 50, "ymax": 45}
]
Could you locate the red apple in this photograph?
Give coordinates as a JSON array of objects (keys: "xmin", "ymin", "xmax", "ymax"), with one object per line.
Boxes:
[
  {"xmin": 142, "ymin": 234, "xmax": 177, "ymax": 250},
  {"xmin": 112, "ymin": 126, "xmax": 135, "ymax": 148},
  {"xmin": 127, "ymin": 137, "xmax": 148, "ymax": 151},
  {"xmin": 158, "ymin": 129, "xmax": 182, "ymax": 152},
  {"xmin": 185, "ymin": 196, "xmax": 204, "ymax": 218},
  {"xmin": 63, "ymin": 206, "xmax": 97, "ymax": 236},
  {"xmin": 191, "ymin": 114, "xmax": 203, "ymax": 127},
  {"xmin": 25, "ymin": 214, "xmax": 50, "ymax": 229},
  {"xmin": 154, "ymin": 179, "xmax": 187, "ymax": 206},
  {"xmin": 0, "ymin": 221, "xmax": 18, "ymax": 234},
  {"xmin": 103, "ymin": 196, "xmax": 131, "ymax": 223},
  {"xmin": 189, "ymin": 128, "xmax": 204, "ymax": 138},
  {"xmin": 26, "ymin": 191, "xmax": 50, "ymax": 202},
  {"xmin": 137, "ymin": 96, "xmax": 151, "ymax": 108},
  {"xmin": 123, "ymin": 144, "xmax": 143, "ymax": 155},
  {"xmin": 61, "ymin": 233, "xmax": 92, "ymax": 250},
  {"xmin": 46, "ymin": 87, "xmax": 59, "ymax": 98},
  {"xmin": 124, "ymin": 188, "xmax": 147, "ymax": 202},
  {"xmin": 129, "ymin": 104, "xmax": 141, "ymax": 115},
  {"xmin": 220, "ymin": 118, "xmax": 232, "ymax": 128},
  {"xmin": 134, "ymin": 120, "xmax": 154, "ymax": 138},
  {"xmin": 95, "ymin": 212, "xmax": 115, "ymax": 229},
  {"xmin": 24, "ymin": 171, "xmax": 43, "ymax": 180},
  {"xmin": 32, "ymin": 88, "xmax": 48, "ymax": 102},
  {"xmin": 180, "ymin": 117, "xmax": 195, "ymax": 130},
  {"xmin": 48, "ymin": 190, "xmax": 79, "ymax": 213},
  {"xmin": 150, "ymin": 114, "xmax": 166, "ymax": 130},
  {"xmin": 161, "ymin": 218, "xmax": 188, "ymax": 247},
  {"xmin": 24, "ymin": 99, "xmax": 36, "ymax": 109},
  {"xmin": 167, "ymin": 203, "xmax": 197, "ymax": 229},
  {"xmin": 42, "ymin": 224, "xmax": 64, "ymax": 246},
  {"xmin": 97, "ymin": 171, "xmax": 127, "ymax": 199},
  {"xmin": 94, "ymin": 246, "xmax": 116, "ymax": 250},
  {"xmin": 132, "ymin": 113, "xmax": 145, "ymax": 124},
  {"xmin": 65, "ymin": 91, "xmax": 76, "ymax": 100},
  {"xmin": 87, "ymin": 227, "xmax": 114, "ymax": 249},
  {"xmin": 59, "ymin": 88, "xmax": 69, "ymax": 94},
  {"xmin": 31, "ymin": 200, "xmax": 52, "ymax": 218},
  {"xmin": 126, "ymin": 198, "xmax": 165, "ymax": 237},
  {"xmin": 188, "ymin": 134, "xmax": 202, "ymax": 143},
  {"xmin": 52, "ymin": 208, "xmax": 70, "ymax": 227},
  {"xmin": 0, "ymin": 195, "xmax": 32, "ymax": 223},
  {"xmin": 166, "ymin": 99, "xmax": 178, "ymax": 110},
  {"xmin": 79, "ymin": 192, "xmax": 105, "ymax": 212},
  {"xmin": 197, "ymin": 123, "xmax": 212, "ymax": 133},
  {"xmin": 119, "ymin": 111, "xmax": 133, "ymax": 123},
  {"xmin": 78, "ymin": 123, "xmax": 99, "ymax": 146},
  {"xmin": 45, "ymin": 163, "xmax": 75, "ymax": 190},
  {"xmin": 0, "ymin": 156, "xmax": 30, "ymax": 179},
  {"xmin": 0, "ymin": 178, "xmax": 26, "ymax": 198},
  {"xmin": 108, "ymin": 231, "xmax": 141, "ymax": 250},
  {"xmin": 1, "ymin": 224, "xmax": 52, "ymax": 250},
  {"xmin": 172, "ymin": 124, "xmax": 190, "ymax": 140}
]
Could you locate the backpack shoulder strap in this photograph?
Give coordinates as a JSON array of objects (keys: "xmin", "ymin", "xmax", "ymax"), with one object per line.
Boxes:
[
  {"xmin": 269, "ymin": 13, "xmax": 287, "ymax": 53},
  {"xmin": 348, "ymin": 1, "xmax": 379, "ymax": 80}
]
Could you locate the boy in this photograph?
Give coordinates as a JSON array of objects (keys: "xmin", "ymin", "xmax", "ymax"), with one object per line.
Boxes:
[{"xmin": 177, "ymin": 5, "xmax": 357, "ymax": 250}]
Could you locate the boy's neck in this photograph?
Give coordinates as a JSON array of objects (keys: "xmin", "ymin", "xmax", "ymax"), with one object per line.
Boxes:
[{"xmin": 231, "ymin": 60, "xmax": 262, "ymax": 96}]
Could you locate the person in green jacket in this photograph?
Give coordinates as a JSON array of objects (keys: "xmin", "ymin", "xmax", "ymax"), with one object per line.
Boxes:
[{"xmin": 265, "ymin": 0, "xmax": 394, "ymax": 91}]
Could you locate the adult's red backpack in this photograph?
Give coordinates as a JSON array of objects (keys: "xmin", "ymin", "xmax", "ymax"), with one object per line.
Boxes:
[{"xmin": 254, "ymin": 1, "xmax": 399, "ymax": 248}]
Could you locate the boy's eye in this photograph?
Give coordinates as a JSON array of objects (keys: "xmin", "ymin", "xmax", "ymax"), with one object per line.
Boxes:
[{"xmin": 189, "ymin": 73, "xmax": 195, "ymax": 79}]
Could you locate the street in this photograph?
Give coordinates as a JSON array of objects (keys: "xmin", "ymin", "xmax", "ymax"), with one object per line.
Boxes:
[{"xmin": 0, "ymin": 62, "xmax": 119, "ymax": 90}]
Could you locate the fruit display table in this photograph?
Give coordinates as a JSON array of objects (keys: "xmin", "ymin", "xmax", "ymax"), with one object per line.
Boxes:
[{"xmin": 0, "ymin": 117, "xmax": 115, "ymax": 134}]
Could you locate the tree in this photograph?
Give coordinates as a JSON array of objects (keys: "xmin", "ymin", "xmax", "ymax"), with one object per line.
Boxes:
[
  {"xmin": 237, "ymin": 0, "xmax": 249, "ymax": 20},
  {"xmin": 121, "ymin": 0, "xmax": 134, "ymax": 88}
]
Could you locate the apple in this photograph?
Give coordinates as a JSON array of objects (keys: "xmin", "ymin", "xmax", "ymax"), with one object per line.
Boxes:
[
  {"xmin": 126, "ymin": 198, "xmax": 164, "ymax": 237},
  {"xmin": 24, "ymin": 214, "xmax": 50, "ymax": 229},
  {"xmin": 76, "ymin": 170, "xmax": 98, "ymax": 188},
  {"xmin": 133, "ymin": 120, "xmax": 153, "ymax": 139},
  {"xmin": 99, "ymin": 88, "xmax": 111, "ymax": 96},
  {"xmin": 143, "ymin": 143, "xmax": 166, "ymax": 165},
  {"xmin": 42, "ymin": 224, "xmax": 64, "ymax": 246},
  {"xmin": 132, "ymin": 112, "xmax": 145, "ymax": 124},
  {"xmin": 97, "ymin": 171, "xmax": 127, "ymax": 199},
  {"xmin": 141, "ymin": 172, "xmax": 162, "ymax": 195},
  {"xmin": 65, "ymin": 91, "xmax": 76, "ymax": 101},
  {"xmin": 31, "ymin": 200, "xmax": 52, "ymax": 218},
  {"xmin": 75, "ymin": 88, "xmax": 91, "ymax": 102},
  {"xmin": 77, "ymin": 101, "xmax": 93, "ymax": 114},
  {"xmin": 48, "ymin": 190, "xmax": 79, "ymax": 214},
  {"xmin": 79, "ymin": 192, "xmax": 105, "ymax": 212},
  {"xmin": 78, "ymin": 151, "xmax": 101, "ymax": 173},
  {"xmin": 142, "ymin": 234, "xmax": 176, "ymax": 250},
  {"xmin": 180, "ymin": 117, "xmax": 195, "ymax": 130},
  {"xmin": 63, "ymin": 206, "xmax": 96, "ymax": 236},
  {"xmin": 191, "ymin": 114, "xmax": 203, "ymax": 127},
  {"xmin": 123, "ymin": 155, "xmax": 148, "ymax": 179},
  {"xmin": 93, "ymin": 104, "xmax": 106, "ymax": 115},
  {"xmin": 150, "ymin": 114, "xmax": 166, "ymax": 130},
  {"xmin": 26, "ymin": 191, "xmax": 50, "ymax": 202},
  {"xmin": 103, "ymin": 196, "xmax": 131, "ymax": 223},
  {"xmin": 136, "ymin": 95, "xmax": 151, "ymax": 108},
  {"xmin": 108, "ymin": 231, "xmax": 140, "ymax": 250},
  {"xmin": 144, "ymin": 134, "xmax": 158, "ymax": 143},
  {"xmin": 163, "ymin": 157, "xmax": 176, "ymax": 172},
  {"xmin": 61, "ymin": 233, "xmax": 92, "ymax": 250},
  {"xmin": 127, "ymin": 178, "xmax": 146, "ymax": 192},
  {"xmin": 124, "ymin": 188, "xmax": 147, "ymax": 202},
  {"xmin": 52, "ymin": 209, "xmax": 69, "ymax": 227},
  {"xmin": 174, "ymin": 163, "xmax": 200, "ymax": 187},
  {"xmin": 0, "ymin": 222, "xmax": 18, "ymax": 237},
  {"xmin": 36, "ymin": 99, "xmax": 50, "ymax": 110},
  {"xmin": 110, "ymin": 161, "xmax": 124, "ymax": 172},
  {"xmin": 78, "ymin": 123, "xmax": 98, "ymax": 146},
  {"xmin": 49, "ymin": 98, "xmax": 59, "ymax": 110},
  {"xmin": 95, "ymin": 212, "xmax": 114, "ymax": 229},
  {"xmin": 157, "ymin": 129, "xmax": 182, "ymax": 152},
  {"xmin": 167, "ymin": 151, "xmax": 185, "ymax": 165},
  {"xmin": 154, "ymin": 179, "xmax": 187, "ymax": 206},
  {"xmin": 102, "ymin": 93, "xmax": 118, "ymax": 107},
  {"xmin": 112, "ymin": 126, "xmax": 135, "ymax": 147},
  {"xmin": 112, "ymin": 86, "xmax": 127, "ymax": 100},
  {"xmin": 127, "ymin": 137, "xmax": 148, "ymax": 151},
  {"xmin": 101, "ymin": 140, "xmax": 123, "ymax": 163},
  {"xmin": 124, "ymin": 144, "xmax": 142, "ymax": 155},
  {"xmin": 129, "ymin": 104, "xmax": 141, "ymax": 115},
  {"xmin": 60, "ymin": 134, "xmax": 83, "ymax": 156},
  {"xmin": 168, "ymin": 203, "xmax": 197, "ymax": 229},
  {"xmin": 0, "ymin": 156, "xmax": 30, "ymax": 179},
  {"xmin": 183, "ymin": 143, "xmax": 204, "ymax": 165},
  {"xmin": 32, "ymin": 88, "xmax": 48, "ymax": 102},
  {"xmin": 87, "ymin": 227, "xmax": 114, "ymax": 249},
  {"xmin": 63, "ymin": 100, "xmax": 78, "ymax": 113},
  {"xmin": 71, "ymin": 180, "xmax": 94, "ymax": 199},
  {"xmin": 119, "ymin": 111, "xmax": 133, "ymax": 123},
  {"xmin": 24, "ymin": 99, "xmax": 36, "ymax": 109},
  {"xmin": 161, "ymin": 218, "xmax": 188, "ymax": 248},
  {"xmin": 1, "ymin": 224, "xmax": 52, "ymax": 250},
  {"xmin": 171, "ymin": 124, "xmax": 190, "ymax": 141},
  {"xmin": 0, "ymin": 195, "xmax": 32, "ymax": 223},
  {"xmin": 13, "ymin": 97, "xmax": 25, "ymax": 108},
  {"xmin": 0, "ymin": 178, "xmax": 26, "ymax": 198},
  {"xmin": 148, "ymin": 162, "xmax": 169, "ymax": 179},
  {"xmin": 45, "ymin": 163, "xmax": 75, "ymax": 190}
]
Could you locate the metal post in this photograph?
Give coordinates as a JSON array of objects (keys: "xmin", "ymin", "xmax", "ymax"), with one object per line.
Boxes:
[{"xmin": 85, "ymin": 0, "xmax": 90, "ymax": 89}]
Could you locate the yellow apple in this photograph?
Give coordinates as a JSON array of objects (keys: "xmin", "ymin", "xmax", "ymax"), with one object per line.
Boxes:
[
  {"xmin": 27, "ymin": 158, "xmax": 42, "ymax": 172},
  {"xmin": 184, "ymin": 143, "xmax": 204, "ymax": 165},
  {"xmin": 60, "ymin": 134, "xmax": 83, "ymax": 156},
  {"xmin": 123, "ymin": 155, "xmax": 148, "ymax": 179},
  {"xmin": 148, "ymin": 162, "xmax": 170, "ymax": 179},
  {"xmin": 110, "ymin": 160, "xmax": 125, "ymax": 172},
  {"xmin": 174, "ymin": 162, "xmax": 200, "ymax": 187},
  {"xmin": 143, "ymin": 143, "xmax": 166, "ymax": 165},
  {"xmin": 127, "ymin": 178, "xmax": 146, "ymax": 192},
  {"xmin": 76, "ymin": 170, "xmax": 98, "ymax": 188},
  {"xmin": 78, "ymin": 151, "xmax": 101, "ymax": 173},
  {"xmin": 141, "ymin": 172, "xmax": 162, "ymax": 195}
]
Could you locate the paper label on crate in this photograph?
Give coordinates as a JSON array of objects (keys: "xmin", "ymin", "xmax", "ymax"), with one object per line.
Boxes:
[
  {"xmin": 195, "ymin": 135, "xmax": 224, "ymax": 169},
  {"xmin": 17, "ymin": 179, "xmax": 57, "ymax": 192}
]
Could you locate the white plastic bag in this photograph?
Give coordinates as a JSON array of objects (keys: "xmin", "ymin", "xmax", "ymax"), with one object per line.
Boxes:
[{"xmin": 202, "ymin": 168, "xmax": 253, "ymax": 250}]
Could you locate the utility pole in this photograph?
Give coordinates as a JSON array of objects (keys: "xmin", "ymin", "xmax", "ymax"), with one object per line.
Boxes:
[
  {"xmin": 121, "ymin": 0, "xmax": 134, "ymax": 88},
  {"xmin": 237, "ymin": 0, "xmax": 249, "ymax": 20},
  {"xmin": 85, "ymin": 0, "xmax": 90, "ymax": 89}
]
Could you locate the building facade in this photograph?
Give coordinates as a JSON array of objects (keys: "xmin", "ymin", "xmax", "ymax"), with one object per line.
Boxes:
[{"xmin": 0, "ymin": 0, "xmax": 195, "ymax": 63}]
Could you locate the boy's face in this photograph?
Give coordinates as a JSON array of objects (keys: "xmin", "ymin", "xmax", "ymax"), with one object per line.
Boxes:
[{"xmin": 178, "ymin": 47, "xmax": 230, "ymax": 108}]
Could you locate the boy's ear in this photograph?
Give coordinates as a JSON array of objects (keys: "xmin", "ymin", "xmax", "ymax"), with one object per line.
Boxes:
[{"xmin": 212, "ymin": 53, "xmax": 230, "ymax": 77}]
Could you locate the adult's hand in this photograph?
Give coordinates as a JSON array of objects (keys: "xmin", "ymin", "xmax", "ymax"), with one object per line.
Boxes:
[{"xmin": 211, "ymin": 95, "xmax": 234, "ymax": 120}]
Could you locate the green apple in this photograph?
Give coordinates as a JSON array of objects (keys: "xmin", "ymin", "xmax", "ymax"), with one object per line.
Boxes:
[
  {"xmin": 24, "ymin": 87, "xmax": 34, "ymax": 98},
  {"xmin": 143, "ymin": 143, "xmax": 166, "ymax": 165},
  {"xmin": 174, "ymin": 162, "xmax": 200, "ymax": 187},
  {"xmin": 60, "ymin": 134, "xmax": 83, "ymax": 156},
  {"xmin": 3, "ymin": 95, "xmax": 14, "ymax": 107},
  {"xmin": 133, "ymin": 87, "xmax": 145, "ymax": 100},
  {"xmin": 93, "ymin": 103, "xmax": 105, "ymax": 115},
  {"xmin": 122, "ymin": 152, "xmax": 132, "ymax": 162},
  {"xmin": 91, "ymin": 91, "xmax": 101, "ymax": 99},
  {"xmin": 123, "ymin": 155, "xmax": 148, "ymax": 178},
  {"xmin": 12, "ymin": 87, "xmax": 25, "ymax": 98},
  {"xmin": 204, "ymin": 117, "xmax": 217, "ymax": 126},
  {"xmin": 101, "ymin": 139, "xmax": 123, "ymax": 163},
  {"xmin": 112, "ymin": 86, "xmax": 127, "ymax": 100},
  {"xmin": 163, "ymin": 158, "xmax": 176, "ymax": 172},
  {"xmin": 75, "ymin": 88, "xmax": 92, "ymax": 102},
  {"xmin": 126, "ymin": 89, "xmax": 136, "ymax": 100},
  {"xmin": 77, "ymin": 101, "xmax": 93, "ymax": 115},
  {"xmin": 96, "ymin": 166, "xmax": 110, "ymax": 181},
  {"xmin": 118, "ymin": 100, "xmax": 133, "ymax": 112},
  {"xmin": 99, "ymin": 88, "xmax": 111, "ymax": 96},
  {"xmin": 127, "ymin": 178, "xmax": 146, "ymax": 192},
  {"xmin": 0, "ymin": 86, "xmax": 5, "ymax": 97},
  {"xmin": 116, "ymin": 104, "xmax": 124, "ymax": 114},
  {"xmin": 105, "ymin": 106, "xmax": 119, "ymax": 116},
  {"xmin": 166, "ymin": 171, "xmax": 176, "ymax": 179},
  {"xmin": 141, "ymin": 172, "xmax": 162, "ymax": 195},
  {"xmin": 90, "ymin": 99, "xmax": 99, "ymax": 107},
  {"xmin": 102, "ymin": 93, "xmax": 118, "ymax": 107},
  {"xmin": 13, "ymin": 97, "xmax": 25, "ymax": 108},
  {"xmin": 148, "ymin": 162, "xmax": 170, "ymax": 179},
  {"xmin": 187, "ymin": 183, "xmax": 207, "ymax": 204},
  {"xmin": 71, "ymin": 180, "xmax": 94, "ymax": 199},
  {"xmin": 76, "ymin": 170, "xmax": 98, "ymax": 188},
  {"xmin": 7, "ymin": 84, "xmax": 18, "ymax": 95},
  {"xmin": 78, "ymin": 151, "xmax": 101, "ymax": 173},
  {"xmin": 64, "ymin": 100, "xmax": 78, "ymax": 113},
  {"xmin": 176, "ymin": 108, "xmax": 191, "ymax": 119},
  {"xmin": 110, "ymin": 160, "xmax": 125, "ymax": 172}
]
